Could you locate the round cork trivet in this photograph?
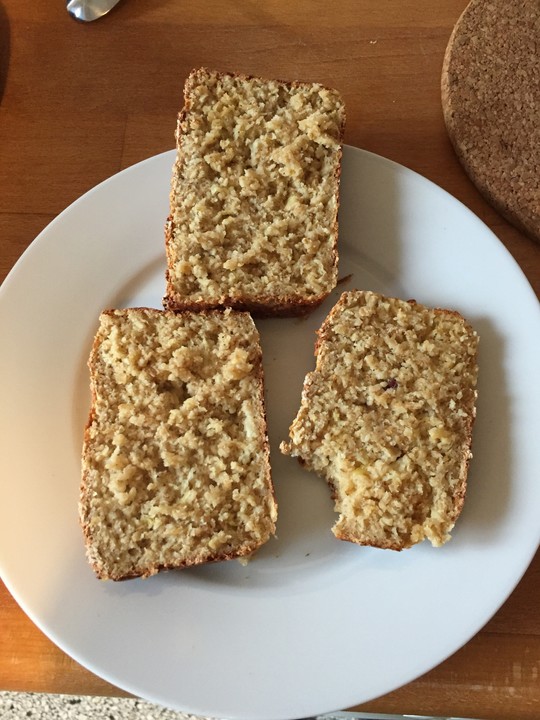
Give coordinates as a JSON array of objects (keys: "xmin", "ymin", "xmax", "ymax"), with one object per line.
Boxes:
[{"xmin": 441, "ymin": 0, "xmax": 540, "ymax": 242}]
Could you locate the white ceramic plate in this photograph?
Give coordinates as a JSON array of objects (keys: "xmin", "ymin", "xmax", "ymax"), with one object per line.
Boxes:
[{"xmin": 1, "ymin": 147, "xmax": 539, "ymax": 720}]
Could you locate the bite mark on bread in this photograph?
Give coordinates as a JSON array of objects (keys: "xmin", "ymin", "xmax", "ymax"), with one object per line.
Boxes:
[{"xmin": 281, "ymin": 290, "xmax": 478, "ymax": 550}]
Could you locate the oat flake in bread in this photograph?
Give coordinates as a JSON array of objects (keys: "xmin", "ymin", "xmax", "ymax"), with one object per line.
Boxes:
[
  {"xmin": 164, "ymin": 67, "xmax": 346, "ymax": 317},
  {"xmin": 281, "ymin": 291, "xmax": 479, "ymax": 550},
  {"xmin": 80, "ymin": 308, "xmax": 277, "ymax": 580}
]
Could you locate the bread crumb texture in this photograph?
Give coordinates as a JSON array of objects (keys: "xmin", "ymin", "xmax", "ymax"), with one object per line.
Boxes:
[
  {"xmin": 165, "ymin": 68, "xmax": 345, "ymax": 314},
  {"xmin": 281, "ymin": 291, "xmax": 478, "ymax": 550},
  {"xmin": 80, "ymin": 308, "xmax": 277, "ymax": 580}
]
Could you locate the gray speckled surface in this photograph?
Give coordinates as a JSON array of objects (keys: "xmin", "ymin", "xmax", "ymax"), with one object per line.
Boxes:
[
  {"xmin": 0, "ymin": 696, "xmax": 465, "ymax": 720},
  {"xmin": 0, "ymin": 692, "xmax": 207, "ymax": 720}
]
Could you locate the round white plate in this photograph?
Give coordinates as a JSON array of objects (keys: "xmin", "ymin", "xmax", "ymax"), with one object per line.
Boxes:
[{"xmin": 1, "ymin": 147, "xmax": 539, "ymax": 720}]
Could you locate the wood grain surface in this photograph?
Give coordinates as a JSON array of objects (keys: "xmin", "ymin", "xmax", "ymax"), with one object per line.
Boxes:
[{"xmin": 0, "ymin": 1, "xmax": 539, "ymax": 718}]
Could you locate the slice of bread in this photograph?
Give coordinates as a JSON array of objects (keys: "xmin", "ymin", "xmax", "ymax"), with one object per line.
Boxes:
[
  {"xmin": 164, "ymin": 67, "xmax": 346, "ymax": 317},
  {"xmin": 80, "ymin": 308, "xmax": 277, "ymax": 580},
  {"xmin": 280, "ymin": 291, "xmax": 478, "ymax": 550}
]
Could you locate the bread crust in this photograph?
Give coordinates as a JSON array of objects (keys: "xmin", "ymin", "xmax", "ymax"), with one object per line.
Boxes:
[
  {"xmin": 164, "ymin": 67, "xmax": 345, "ymax": 316},
  {"xmin": 282, "ymin": 291, "xmax": 478, "ymax": 550},
  {"xmin": 318, "ymin": 298, "xmax": 474, "ymax": 550},
  {"xmin": 163, "ymin": 215, "xmax": 339, "ymax": 318},
  {"xmin": 79, "ymin": 307, "xmax": 277, "ymax": 581}
]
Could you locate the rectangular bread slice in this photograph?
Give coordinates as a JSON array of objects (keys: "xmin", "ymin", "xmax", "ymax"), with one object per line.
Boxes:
[
  {"xmin": 80, "ymin": 308, "xmax": 277, "ymax": 580},
  {"xmin": 280, "ymin": 290, "xmax": 478, "ymax": 550},
  {"xmin": 164, "ymin": 67, "xmax": 346, "ymax": 317}
]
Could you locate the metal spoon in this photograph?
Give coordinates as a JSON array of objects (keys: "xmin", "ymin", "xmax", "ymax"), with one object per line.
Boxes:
[{"xmin": 67, "ymin": 0, "xmax": 122, "ymax": 22}]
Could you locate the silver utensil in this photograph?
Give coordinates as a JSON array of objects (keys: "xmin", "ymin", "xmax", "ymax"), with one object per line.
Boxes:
[{"xmin": 66, "ymin": 0, "xmax": 122, "ymax": 22}]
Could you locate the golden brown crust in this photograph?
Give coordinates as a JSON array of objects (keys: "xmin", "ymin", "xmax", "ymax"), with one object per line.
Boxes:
[
  {"xmin": 84, "ymin": 544, "xmax": 260, "ymax": 583},
  {"xmin": 79, "ymin": 307, "xmax": 276, "ymax": 581},
  {"xmin": 163, "ymin": 218, "xmax": 332, "ymax": 317},
  {"xmin": 282, "ymin": 291, "xmax": 479, "ymax": 551},
  {"xmin": 164, "ymin": 67, "xmax": 345, "ymax": 316}
]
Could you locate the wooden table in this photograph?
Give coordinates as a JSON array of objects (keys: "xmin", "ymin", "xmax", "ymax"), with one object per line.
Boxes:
[{"xmin": 0, "ymin": 1, "xmax": 538, "ymax": 718}]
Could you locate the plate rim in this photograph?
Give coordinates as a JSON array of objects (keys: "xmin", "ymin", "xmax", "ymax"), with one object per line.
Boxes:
[{"xmin": 1, "ymin": 145, "xmax": 539, "ymax": 720}]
